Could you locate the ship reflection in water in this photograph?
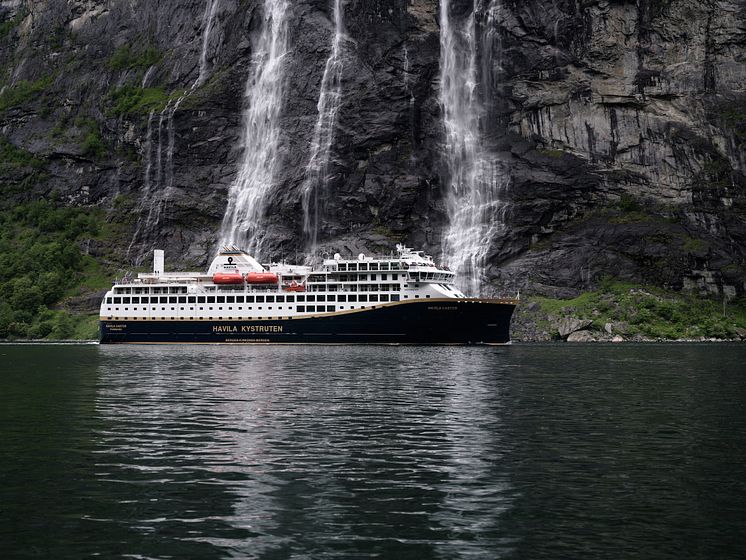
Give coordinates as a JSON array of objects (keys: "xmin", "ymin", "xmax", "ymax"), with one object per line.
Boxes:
[{"xmin": 2, "ymin": 344, "xmax": 745, "ymax": 558}]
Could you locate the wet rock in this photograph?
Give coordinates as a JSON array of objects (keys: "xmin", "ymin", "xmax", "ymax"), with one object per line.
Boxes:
[
  {"xmin": 567, "ymin": 330, "xmax": 595, "ymax": 343},
  {"xmin": 611, "ymin": 335, "xmax": 625, "ymax": 343},
  {"xmin": 557, "ymin": 318, "xmax": 593, "ymax": 338}
]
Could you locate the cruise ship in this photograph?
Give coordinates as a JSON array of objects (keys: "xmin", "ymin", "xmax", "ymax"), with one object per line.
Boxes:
[{"xmin": 99, "ymin": 245, "xmax": 517, "ymax": 344}]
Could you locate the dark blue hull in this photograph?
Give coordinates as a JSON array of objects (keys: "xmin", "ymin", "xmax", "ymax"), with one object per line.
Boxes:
[{"xmin": 99, "ymin": 299, "xmax": 516, "ymax": 345}]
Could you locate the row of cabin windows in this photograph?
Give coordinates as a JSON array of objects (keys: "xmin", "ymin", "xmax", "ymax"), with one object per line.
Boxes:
[
  {"xmin": 106, "ymin": 293, "xmax": 402, "ymax": 306},
  {"xmin": 105, "ymin": 291, "xmax": 408, "ymax": 305},
  {"xmin": 336, "ymin": 262, "xmax": 409, "ymax": 272},
  {"xmin": 297, "ymin": 306, "xmax": 336, "ymax": 313},
  {"xmin": 307, "ymin": 284, "xmax": 401, "ymax": 293},
  {"xmin": 114, "ymin": 286, "xmax": 187, "ymax": 295},
  {"xmin": 319, "ymin": 273, "xmax": 399, "ymax": 282}
]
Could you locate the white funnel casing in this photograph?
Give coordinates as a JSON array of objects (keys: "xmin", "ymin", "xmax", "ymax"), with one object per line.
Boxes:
[{"xmin": 153, "ymin": 250, "xmax": 164, "ymax": 275}]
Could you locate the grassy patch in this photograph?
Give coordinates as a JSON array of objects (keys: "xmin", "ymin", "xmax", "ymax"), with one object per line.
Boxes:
[
  {"xmin": 107, "ymin": 85, "xmax": 180, "ymax": 116},
  {"xmin": 0, "ymin": 75, "xmax": 54, "ymax": 112},
  {"xmin": 109, "ymin": 44, "xmax": 161, "ymax": 71},
  {"xmin": 0, "ymin": 137, "xmax": 44, "ymax": 174},
  {"xmin": 529, "ymin": 281, "xmax": 746, "ymax": 339},
  {"xmin": 0, "ymin": 9, "xmax": 26, "ymax": 39},
  {"xmin": 0, "ymin": 199, "xmax": 111, "ymax": 340},
  {"xmin": 537, "ymin": 148, "xmax": 567, "ymax": 159}
]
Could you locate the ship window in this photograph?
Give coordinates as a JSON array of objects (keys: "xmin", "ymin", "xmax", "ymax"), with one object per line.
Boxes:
[
  {"xmin": 426, "ymin": 295, "xmax": 431, "ymax": 298},
  {"xmin": 317, "ymin": 295, "xmax": 325, "ymax": 302},
  {"xmin": 380, "ymin": 294, "xmax": 389, "ymax": 302},
  {"xmin": 297, "ymin": 306, "xmax": 305, "ymax": 312},
  {"xmin": 106, "ymin": 297, "xmax": 112, "ymax": 304},
  {"xmin": 326, "ymin": 306, "xmax": 335, "ymax": 312},
  {"xmin": 207, "ymin": 296, "xmax": 215, "ymax": 303},
  {"xmin": 121, "ymin": 297, "xmax": 130, "ymax": 304},
  {"xmin": 166, "ymin": 296, "xmax": 174, "ymax": 303},
  {"xmin": 266, "ymin": 296, "xmax": 275, "ymax": 303},
  {"xmin": 359, "ymin": 295, "xmax": 368, "ymax": 302},
  {"xmin": 392, "ymin": 274, "xmax": 398, "ymax": 280},
  {"xmin": 286, "ymin": 296, "xmax": 295, "ymax": 303},
  {"xmin": 348, "ymin": 263, "xmax": 357, "ymax": 271},
  {"xmin": 415, "ymin": 295, "xmax": 420, "ymax": 299},
  {"xmin": 338, "ymin": 295, "xmax": 346, "ymax": 302},
  {"xmin": 370, "ymin": 295, "xmax": 378, "ymax": 302},
  {"xmin": 131, "ymin": 297, "xmax": 140, "ymax": 304},
  {"xmin": 228, "ymin": 307, "xmax": 232, "ymax": 310},
  {"xmin": 360, "ymin": 263, "xmax": 368, "ymax": 271},
  {"xmin": 199, "ymin": 307, "xmax": 203, "ymax": 310},
  {"xmin": 381, "ymin": 274, "xmax": 387, "ymax": 281},
  {"xmin": 296, "ymin": 295, "xmax": 305, "ymax": 302},
  {"xmin": 113, "ymin": 297, "xmax": 121, "ymax": 304},
  {"xmin": 246, "ymin": 296, "xmax": 255, "ymax": 303},
  {"xmin": 369, "ymin": 263, "xmax": 378, "ymax": 271},
  {"xmin": 180, "ymin": 307, "xmax": 185, "ymax": 311},
  {"xmin": 338, "ymin": 264, "xmax": 347, "ymax": 271},
  {"xmin": 348, "ymin": 295, "xmax": 357, "ymax": 302},
  {"xmin": 307, "ymin": 306, "xmax": 315, "ymax": 312},
  {"xmin": 178, "ymin": 297, "xmax": 186, "ymax": 303},
  {"xmin": 380, "ymin": 262, "xmax": 389, "ymax": 271},
  {"xmin": 188, "ymin": 296, "xmax": 196, "ymax": 303},
  {"xmin": 256, "ymin": 296, "xmax": 265, "ymax": 303},
  {"xmin": 236, "ymin": 296, "xmax": 244, "ymax": 303},
  {"xmin": 217, "ymin": 296, "xmax": 225, "ymax": 303},
  {"xmin": 226, "ymin": 296, "xmax": 235, "ymax": 303},
  {"xmin": 326, "ymin": 295, "xmax": 335, "ymax": 301},
  {"xmin": 276, "ymin": 296, "xmax": 285, "ymax": 303}
]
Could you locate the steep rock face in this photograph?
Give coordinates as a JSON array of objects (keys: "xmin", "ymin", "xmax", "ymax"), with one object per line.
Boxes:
[{"xmin": 0, "ymin": 0, "xmax": 744, "ymax": 298}]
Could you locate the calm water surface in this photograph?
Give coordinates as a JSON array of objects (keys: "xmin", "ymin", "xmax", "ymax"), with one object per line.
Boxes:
[{"xmin": 0, "ymin": 344, "xmax": 744, "ymax": 559}]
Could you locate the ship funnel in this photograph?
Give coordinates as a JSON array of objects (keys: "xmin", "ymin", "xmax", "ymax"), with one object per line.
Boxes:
[{"xmin": 153, "ymin": 250, "xmax": 164, "ymax": 275}]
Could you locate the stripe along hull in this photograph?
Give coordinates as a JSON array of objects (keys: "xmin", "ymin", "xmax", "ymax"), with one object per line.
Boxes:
[{"xmin": 99, "ymin": 299, "xmax": 516, "ymax": 345}]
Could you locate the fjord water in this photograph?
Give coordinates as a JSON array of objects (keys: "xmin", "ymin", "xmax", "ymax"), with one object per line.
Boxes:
[{"xmin": 1, "ymin": 344, "xmax": 745, "ymax": 559}]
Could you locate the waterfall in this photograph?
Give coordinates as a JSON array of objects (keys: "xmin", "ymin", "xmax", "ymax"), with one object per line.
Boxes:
[
  {"xmin": 198, "ymin": 0, "xmax": 221, "ymax": 86},
  {"xmin": 219, "ymin": 0, "xmax": 290, "ymax": 256},
  {"xmin": 301, "ymin": 0, "xmax": 346, "ymax": 258},
  {"xmin": 439, "ymin": 0, "xmax": 506, "ymax": 297},
  {"xmin": 128, "ymin": 0, "xmax": 222, "ymax": 259}
]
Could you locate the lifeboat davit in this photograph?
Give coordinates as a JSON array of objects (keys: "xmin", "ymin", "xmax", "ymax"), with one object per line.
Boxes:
[
  {"xmin": 212, "ymin": 272, "xmax": 244, "ymax": 285},
  {"xmin": 246, "ymin": 272, "xmax": 279, "ymax": 284}
]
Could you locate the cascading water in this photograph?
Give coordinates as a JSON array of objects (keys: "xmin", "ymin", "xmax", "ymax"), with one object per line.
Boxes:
[
  {"xmin": 219, "ymin": 0, "xmax": 290, "ymax": 255},
  {"xmin": 129, "ymin": 0, "xmax": 223, "ymax": 260},
  {"xmin": 439, "ymin": 0, "xmax": 507, "ymax": 297},
  {"xmin": 301, "ymin": 0, "xmax": 346, "ymax": 259},
  {"xmin": 198, "ymin": 0, "xmax": 221, "ymax": 87}
]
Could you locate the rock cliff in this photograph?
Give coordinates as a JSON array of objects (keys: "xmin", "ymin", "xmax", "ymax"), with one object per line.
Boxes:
[{"xmin": 1, "ymin": 0, "xmax": 744, "ymax": 299}]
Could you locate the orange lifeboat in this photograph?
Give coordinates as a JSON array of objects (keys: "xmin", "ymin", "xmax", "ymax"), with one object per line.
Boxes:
[
  {"xmin": 246, "ymin": 272, "xmax": 279, "ymax": 284},
  {"xmin": 283, "ymin": 281, "xmax": 306, "ymax": 292},
  {"xmin": 213, "ymin": 272, "xmax": 244, "ymax": 285}
]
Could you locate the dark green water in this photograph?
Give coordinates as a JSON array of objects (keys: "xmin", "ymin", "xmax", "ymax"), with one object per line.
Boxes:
[{"xmin": 0, "ymin": 344, "xmax": 745, "ymax": 559}]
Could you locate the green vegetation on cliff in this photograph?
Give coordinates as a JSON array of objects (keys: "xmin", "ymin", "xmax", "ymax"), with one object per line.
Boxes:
[
  {"xmin": 107, "ymin": 85, "xmax": 178, "ymax": 116},
  {"xmin": 0, "ymin": 76, "xmax": 53, "ymax": 112},
  {"xmin": 108, "ymin": 45, "xmax": 161, "ymax": 71},
  {"xmin": 530, "ymin": 281, "xmax": 746, "ymax": 340},
  {"xmin": 0, "ymin": 199, "xmax": 108, "ymax": 340}
]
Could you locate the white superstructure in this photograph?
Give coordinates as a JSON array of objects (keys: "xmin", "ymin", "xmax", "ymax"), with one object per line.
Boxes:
[{"xmin": 100, "ymin": 245, "xmax": 465, "ymax": 322}]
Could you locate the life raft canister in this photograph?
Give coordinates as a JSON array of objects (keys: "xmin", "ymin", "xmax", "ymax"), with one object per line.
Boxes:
[
  {"xmin": 212, "ymin": 272, "xmax": 244, "ymax": 285},
  {"xmin": 246, "ymin": 272, "xmax": 279, "ymax": 284}
]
